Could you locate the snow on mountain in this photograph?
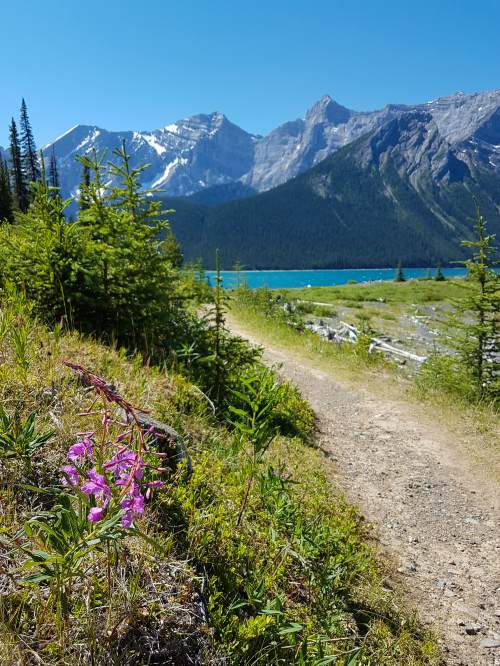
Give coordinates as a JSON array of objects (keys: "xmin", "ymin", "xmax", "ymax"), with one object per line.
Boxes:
[
  {"xmin": 44, "ymin": 112, "xmax": 257, "ymax": 199},
  {"xmin": 44, "ymin": 89, "xmax": 500, "ymax": 201}
]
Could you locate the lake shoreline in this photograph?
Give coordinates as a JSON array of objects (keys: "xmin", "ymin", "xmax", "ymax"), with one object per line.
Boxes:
[{"xmin": 205, "ymin": 267, "xmax": 470, "ymax": 289}]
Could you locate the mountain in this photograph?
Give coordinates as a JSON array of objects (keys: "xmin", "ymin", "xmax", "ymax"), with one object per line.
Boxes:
[
  {"xmin": 44, "ymin": 113, "xmax": 258, "ymax": 199},
  {"xmin": 15, "ymin": 88, "xmax": 500, "ymax": 269},
  {"xmin": 43, "ymin": 89, "xmax": 500, "ymax": 205},
  {"xmin": 164, "ymin": 108, "xmax": 500, "ymax": 269}
]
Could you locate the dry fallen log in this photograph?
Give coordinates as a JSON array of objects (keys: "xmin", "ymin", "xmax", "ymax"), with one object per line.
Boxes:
[
  {"xmin": 121, "ymin": 409, "xmax": 193, "ymax": 475},
  {"xmin": 305, "ymin": 319, "xmax": 427, "ymax": 365}
]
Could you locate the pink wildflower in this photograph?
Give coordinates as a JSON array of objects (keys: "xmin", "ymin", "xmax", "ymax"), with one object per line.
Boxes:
[
  {"xmin": 60, "ymin": 464, "xmax": 79, "ymax": 487},
  {"xmin": 87, "ymin": 506, "xmax": 104, "ymax": 522},
  {"xmin": 145, "ymin": 480, "xmax": 164, "ymax": 499},
  {"xmin": 68, "ymin": 436, "xmax": 94, "ymax": 462},
  {"xmin": 81, "ymin": 469, "xmax": 112, "ymax": 506},
  {"xmin": 103, "ymin": 448, "xmax": 138, "ymax": 477},
  {"xmin": 120, "ymin": 492, "xmax": 145, "ymax": 528}
]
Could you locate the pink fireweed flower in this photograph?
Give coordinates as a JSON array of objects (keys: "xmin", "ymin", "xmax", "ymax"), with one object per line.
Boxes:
[
  {"xmin": 145, "ymin": 480, "xmax": 164, "ymax": 499},
  {"xmin": 115, "ymin": 475, "xmax": 141, "ymax": 498},
  {"xmin": 146, "ymin": 480, "xmax": 164, "ymax": 488},
  {"xmin": 87, "ymin": 506, "xmax": 104, "ymax": 522},
  {"xmin": 60, "ymin": 464, "xmax": 79, "ymax": 487},
  {"xmin": 114, "ymin": 430, "xmax": 133, "ymax": 444},
  {"xmin": 81, "ymin": 469, "xmax": 112, "ymax": 506},
  {"xmin": 68, "ymin": 436, "xmax": 94, "ymax": 462},
  {"xmin": 120, "ymin": 492, "xmax": 145, "ymax": 528},
  {"xmin": 103, "ymin": 448, "xmax": 138, "ymax": 477}
]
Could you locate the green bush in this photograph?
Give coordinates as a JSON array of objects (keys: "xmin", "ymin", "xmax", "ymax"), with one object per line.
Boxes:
[
  {"xmin": 415, "ymin": 354, "xmax": 477, "ymax": 402},
  {"xmin": 0, "ymin": 147, "xmax": 186, "ymax": 358}
]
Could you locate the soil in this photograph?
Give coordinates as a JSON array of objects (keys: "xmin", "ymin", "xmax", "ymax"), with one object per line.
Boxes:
[{"xmin": 227, "ymin": 315, "xmax": 500, "ymax": 666}]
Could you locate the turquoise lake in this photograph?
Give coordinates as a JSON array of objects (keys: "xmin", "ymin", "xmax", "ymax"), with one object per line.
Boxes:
[{"xmin": 205, "ymin": 267, "xmax": 469, "ymax": 289}]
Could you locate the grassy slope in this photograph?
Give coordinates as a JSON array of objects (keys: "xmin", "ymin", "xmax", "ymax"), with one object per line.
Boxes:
[{"xmin": 0, "ymin": 296, "xmax": 440, "ymax": 665}]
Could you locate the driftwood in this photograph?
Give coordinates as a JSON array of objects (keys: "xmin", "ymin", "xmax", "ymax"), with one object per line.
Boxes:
[
  {"xmin": 369, "ymin": 337, "xmax": 427, "ymax": 364},
  {"xmin": 305, "ymin": 320, "xmax": 427, "ymax": 365},
  {"xmin": 122, "ymin": 410, "xmax": 193, "ymax": 476}
]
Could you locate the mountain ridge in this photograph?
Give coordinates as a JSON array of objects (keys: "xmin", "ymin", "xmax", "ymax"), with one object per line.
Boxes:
[
  {"xmin": 40, "ymin": 88, "xmax": 500, "ymax": 202},
  {"xmin": 162, "ymin": 107, "xmax": 500, "ymax": 269}
]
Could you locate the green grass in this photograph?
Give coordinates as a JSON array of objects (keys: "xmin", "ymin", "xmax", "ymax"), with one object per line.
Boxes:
[
  {"xmin": 0, "ymin": 293, "xmax": 441, "ymax": 664},
  {"xmin": 283, "ymin": 278, "xmax": 469, "ymax": 306}
]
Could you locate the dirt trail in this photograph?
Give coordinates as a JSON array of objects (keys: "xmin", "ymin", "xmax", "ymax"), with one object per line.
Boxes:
[{"xmin": 228, "ymin": 316, "xmax": 500, "ymax": 666}]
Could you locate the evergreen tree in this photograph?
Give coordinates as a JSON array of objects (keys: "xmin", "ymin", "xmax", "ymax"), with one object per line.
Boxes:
[
  {"xmin": 233, "ymin": 260, "xmax": 246, "ymax": 288},
  {"xmin": 0, "ymin": 157, "xmax": 14, "ymax": 223},
  {"xmin": 9, "ymin": 118, "xmax": 29, "ymax": 212},
  {"xmin": 49, "ymin": 147, "xmax": 60, "ymax": 193},
  {"xmin": 78, "ymin": 162, "xmax": 91, "ymax": 210},
  {"xmin": 394, "ymin": 260, "xmax": 406, "ymax": 282},
  {"xmin": 434, "ymin": 263, "xmax": 446, "ymax": 282},
  {"xmin": 451, "ymin": 205, "xmax": 499, "ymax": 401},
  {"xmin": 0, "ymin": 152, "xmax": 84, "ymax": 326},
  {"xmin": 19, "ymin": 98, "xmax": 40, "ymax": 183},
  {"xmin": 75, "ymin": 146, "xmax": 181, "ymax": 350},
  {"xmin": 164, "ymin": 230, "xmax": 183, "ymax": 268}
]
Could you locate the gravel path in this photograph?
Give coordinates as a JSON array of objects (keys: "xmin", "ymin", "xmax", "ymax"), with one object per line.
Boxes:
[{"xmin": 228, "ymin": 317, "xmax": 500, "ymax": 666}]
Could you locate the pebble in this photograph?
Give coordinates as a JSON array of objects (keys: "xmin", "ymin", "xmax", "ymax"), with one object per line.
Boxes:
[
  {"xmin": 464, "ymin": 623, "xmax": 482, "ymax": 635},
  {"xmin": 480, "ymin": 638, "xmax": 500, "ymax": 648}
]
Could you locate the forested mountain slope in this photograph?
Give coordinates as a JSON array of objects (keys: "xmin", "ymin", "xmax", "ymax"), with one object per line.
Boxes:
[{"xmin": 164, "ymin": 110, "xmax": 500, "ymax": 268}]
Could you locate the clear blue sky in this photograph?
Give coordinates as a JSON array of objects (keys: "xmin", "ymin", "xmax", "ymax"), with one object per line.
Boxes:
[{"xmin": 1, "ymin": 0, "xmax": 499, "ymax": 147}]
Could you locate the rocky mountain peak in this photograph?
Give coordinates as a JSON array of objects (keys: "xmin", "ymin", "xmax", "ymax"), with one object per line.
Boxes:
[
  {"xmin": 42, "ymin": 88, "xmax": 500, "ymax": 203},
  {"xmin": 305, "ymin": 95, "xmax": 353, "ymax": 125}
]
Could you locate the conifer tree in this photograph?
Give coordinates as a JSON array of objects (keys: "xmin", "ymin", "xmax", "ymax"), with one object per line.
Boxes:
[
  {"xmin": 451, "ymin": 205, "xmax": 499, "ymax": 401},
  {"xmin": 19, "ymin": 98, "xmax": 40, "ymax": 183},
  {"xmin": 394, "ymin": 260, "xmax": 406, "ymax": 282},
  {"xmin": 78, "ymin": 163, "xmax": 91, "ymax": 210},
  {"xmin": 212, "ymin": 248, "xmax": 228, "ymax": 406},
  {"xmin": 163, "ymin": 230, "xmax": 183, "ymax": 268},
  {"xmin": 49, "ymin": 147, "xmax": 60, "ymax": 193},
  {"xmin": 76, "ymin": 146, "xmax": 179, "ymax": 349},
  {"xmin": 0, "ymin": 157, "xmax": 14, "ymax": 223},
  {"xmin": 9, "ymin": 118, "xmax": 29, "ymax": 212},
  {"xmin": 435, "ymin": 263, "xmax": 446, "ymax": 282}
]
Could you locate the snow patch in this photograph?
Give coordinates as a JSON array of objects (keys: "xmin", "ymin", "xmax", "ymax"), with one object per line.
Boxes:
[
  {"xmin": 164, "ymin": 123, "xmax": 179, "ymax": 134},
  {"xmin": 142, "ymin": 133, "xmax": 167, "ymax": 155},
  {"xmin": 150, "ymin": 157, "xmax": 187, "ymax": 188},
  {"xmin": 74, "ymin": 128, "xmax": 101, "ymax": 153}
]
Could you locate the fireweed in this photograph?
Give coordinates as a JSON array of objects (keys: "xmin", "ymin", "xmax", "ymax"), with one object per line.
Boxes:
[{"xmin": 61, "ymin": 362, "xmax": 165, "ymax": 529}]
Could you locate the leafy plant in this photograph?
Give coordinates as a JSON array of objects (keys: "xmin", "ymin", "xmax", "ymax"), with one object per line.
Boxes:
[
  {"xmin": 19, "ymin": 490, "xmax": 124, "ymax": 619},
  {"xmin": 0, "ymin": 407, "xmax": 54, "ymax": 462},
  {"xmin": 229, "ymin": 369, "xmax": 283, "ymax": 526}
]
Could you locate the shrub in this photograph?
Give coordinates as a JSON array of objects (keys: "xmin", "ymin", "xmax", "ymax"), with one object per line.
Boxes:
[
  {"xmin": 0, "ymin": 147, "xmax": 186, "ymax": 358},
  {"xmin": 415, "ymin": 353, "xmax": 476, "ymax": 402}
]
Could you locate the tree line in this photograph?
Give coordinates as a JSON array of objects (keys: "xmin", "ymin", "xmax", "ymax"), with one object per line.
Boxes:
[{"xmin": 0, "ymin": 99, "xmax": 61, "ymax": 221}]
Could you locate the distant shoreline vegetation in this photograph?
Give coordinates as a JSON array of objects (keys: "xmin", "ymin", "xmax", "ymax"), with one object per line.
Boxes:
[{"xmin": 205, "ymin": 266, "xmax": 473, "ymax": 289}]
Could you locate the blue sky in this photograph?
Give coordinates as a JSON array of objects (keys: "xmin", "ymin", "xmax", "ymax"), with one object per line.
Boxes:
[{"xmin": 1, "ymin": 0, "xmax": 499, "ymax": 147}]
